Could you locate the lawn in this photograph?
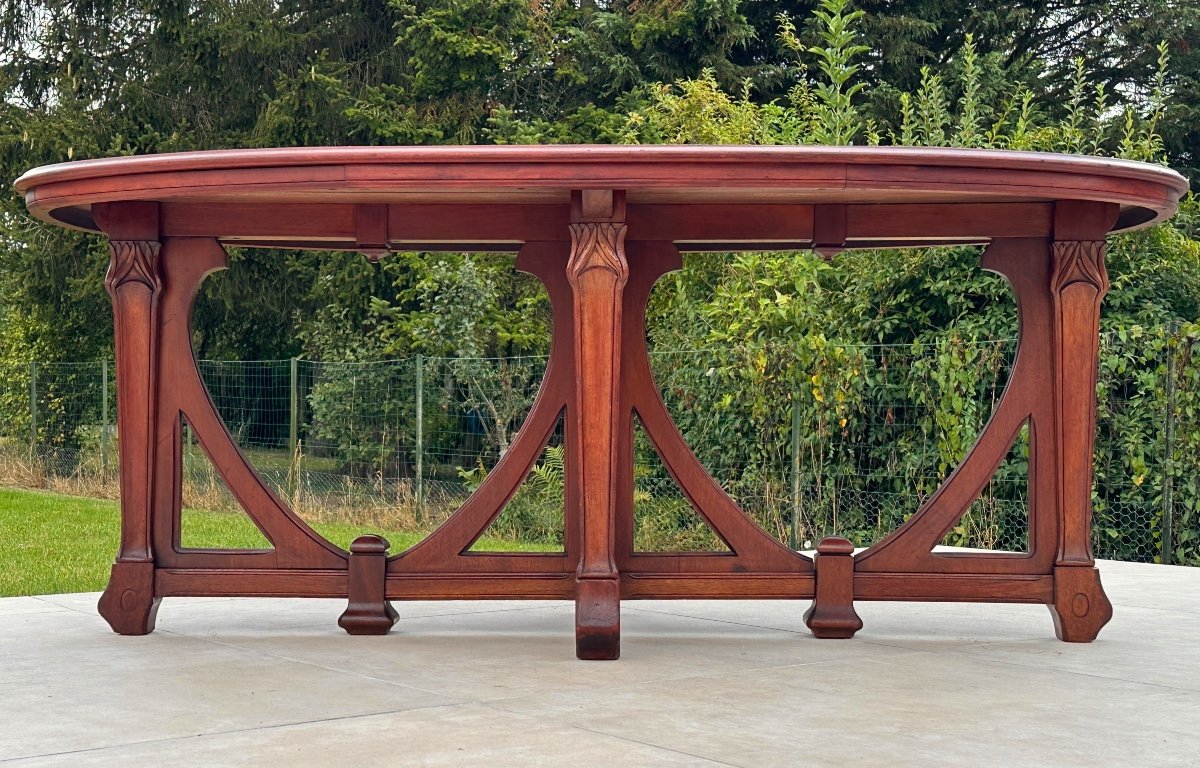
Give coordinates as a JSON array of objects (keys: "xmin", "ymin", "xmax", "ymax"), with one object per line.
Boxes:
[{"xmin": 0, "ymin": 487, "xmax": 554, "ymax": 597}]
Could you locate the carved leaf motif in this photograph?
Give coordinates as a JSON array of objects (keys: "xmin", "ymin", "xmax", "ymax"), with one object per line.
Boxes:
[
  {"xmin": 105, "ymin": 240, "xmax": 163, "ymax": 296},
  {"xmin": 1052, "ymin": 240, "xmax": 1108, "ymax": 295},
  {"xmin": 567, "ymin": 222, "xmax": 628, "ymax": 285}
]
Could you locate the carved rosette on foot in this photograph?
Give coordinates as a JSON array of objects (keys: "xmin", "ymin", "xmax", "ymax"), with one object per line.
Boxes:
[
  {"xmin": 1052, "ymin": 566, "xmax": 1113, "ymax": 642},
  {"xmin": 96, "ymin": 211, "xmax": 164, "ymax": 635},
  {"xmin": 97, "ymin": 561, "xmax": 160, "ymax": 636},
  {"xmin": 568, "ymin": 191, "xmax": 628, "ymax": 660}
]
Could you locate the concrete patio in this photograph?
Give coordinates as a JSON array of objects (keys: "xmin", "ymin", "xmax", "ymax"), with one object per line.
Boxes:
[{"xmin": 1, "ymin": 558, "xmax": 1197, "ymax": 766}]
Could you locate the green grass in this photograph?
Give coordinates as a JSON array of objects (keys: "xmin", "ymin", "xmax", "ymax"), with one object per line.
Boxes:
[{"xmin": 0, "ymin": 487, "xmax": 556, "ymax": 597}]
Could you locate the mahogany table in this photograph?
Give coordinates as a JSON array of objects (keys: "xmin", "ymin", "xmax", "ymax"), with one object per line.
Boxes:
[{"xmin": 15, "ymin": 146, "xmax": 1188, "ymax": 659}]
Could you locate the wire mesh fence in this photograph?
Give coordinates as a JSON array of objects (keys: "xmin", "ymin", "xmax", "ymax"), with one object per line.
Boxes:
[
  {"xmin": 0, "ymin": 325, "xmax": 1196, "ymax": 564},
  {"xmin": 642, "ymin": 337, "xmax": 1029, "ymax": 554}
]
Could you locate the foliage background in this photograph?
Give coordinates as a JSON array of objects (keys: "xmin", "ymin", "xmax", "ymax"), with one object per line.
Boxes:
[{"xmin": 2, "ymin": 0, "xmax": 1199, "ymax": 562}]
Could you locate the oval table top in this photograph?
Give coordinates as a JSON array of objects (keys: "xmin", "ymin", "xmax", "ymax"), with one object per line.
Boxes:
[{"xmin": 16, "ymin": 146, "xmax": 1189, "ymax": 240}]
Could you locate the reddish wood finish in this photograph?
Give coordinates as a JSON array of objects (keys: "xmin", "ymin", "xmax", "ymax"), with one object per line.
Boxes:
[
  {"xmin": 355, "ymin": 203, "xmax": 389, "ymax": 261},
  {"xmin": 153, "ymin": 237, "xmax": 344, "ymax": 571},
  {"xmin": 339, "ymin": 535, "xmax": 399, "ymax": 635},
  {"xmin": 97, "ymin": 560, "xmax": 160, "ymax": 636},
  {"xmin": 93, "ymin": 202, "xmax": 163, "ymax": 634},
  {"xmin": 14, "ymin": 147, "xmax": 1188, "ymax": 658},
  {"xmin": 813, "ymin": 204, "xmax": 848, "ymax": 259},
  {"xmin": 568, "ymin": 190, "xmax": 628, "ymax": 659},
  {"xmin": 617, "ymin": 241, "xmax": 815, "ymax": 576},
  {"xmin": 16, "ymin": 147, "xmax": 1187, "ymax": 235},
  {"xmin": 1051, "ymin": 566, "xmax": 1114, "ymax": 642},
  {"xmin": 854, "ymin": 238, "xmax": 1057, "ymax": 577},
  {"xmin": 804, "ymin": 537, "xmax": 863, "ymax": 638}
]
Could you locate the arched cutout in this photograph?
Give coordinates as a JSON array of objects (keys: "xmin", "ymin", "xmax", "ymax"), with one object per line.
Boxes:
[
  {"xmin": 938, "ymin": 420, "xmax": 1030, "ymax": 553},
  {"xmin": 178, "ymin": 414, "xmax": 273, "ymax": 552},
  {"xmin": 188, "ymin": 246, "xmax": 556, "ymax": 559},
  {"xmin": 856, "ymin": 238, "xmax": 1057, "ymax": 574},
  {"xmin": 632, "ymin": 414, "xmax": 729, "ymax": 553},
  {"xmin": 466, "ymin": 413, "xmax": 566, "ymax": 553},
  {"xmin": 642, "ymin": 246, "xmax": 1020, "ymax": 553}
]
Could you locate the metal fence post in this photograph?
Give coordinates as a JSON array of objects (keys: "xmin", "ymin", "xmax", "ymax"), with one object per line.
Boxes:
[
  {"xmin": 1162, "ymin": 331, "xmax": 1177, "ymax": 565},
  {"xmin": 790, "ymin": 393, "xmax": 802, "ymax": 550},
  {"xmin": 101, "ymin": 360, "xmax": 110, "ymax": 482},
  {"xmin": 415, "ymin": 354, "xmax": 425, "ymax": 524},
  {"xmin": 289, "ymin": 356, "xmax": 299, "ymax": 457},
  {"xmin": 29, "ymin": 361, "xmax": 37, "ymax": 465}
]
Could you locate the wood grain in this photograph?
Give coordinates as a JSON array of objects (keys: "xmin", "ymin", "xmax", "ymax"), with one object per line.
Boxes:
[
  {"xmin": 18, "ymin": 147, "xmax": 1186, "ymax": 238},
  {"xmin": 804, "ymin": 537, "xmax": 863, "ymax": 638},
  {"xmin": 20, "ymin": 147, "xmax": 1176, "ymax": 654},
  {"xmin": 94, "ymin": 202, "xmax": 163, "ymax": 634},
  {"xmin": 338, "ymin": 535, "xmax": 399, "ymax": 635},
  {"xmin": 568, "ymin": 190, "xmax": 627, "ymax": 659}
]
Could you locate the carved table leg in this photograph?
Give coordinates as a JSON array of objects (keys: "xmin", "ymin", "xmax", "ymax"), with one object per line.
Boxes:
[
  {"xmin": 94, "ymin": 203, "xmax": 163, "ymax": 635},
  {"xmin": 1047, "ymin": 201, "xmax": 1116, "ymax": 642},
  {"xmin": 804, "ymin": 537, "xmax": 862, "ymax": 638},
  {"xmin": 569, "ymin": 191, "xmax": 627, "ymax": 660}
]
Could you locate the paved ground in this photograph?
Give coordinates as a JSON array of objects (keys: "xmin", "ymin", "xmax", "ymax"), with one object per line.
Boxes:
[{"xmin": 1, "ymin": 558, "xmax": 1197, "ymax": 766}]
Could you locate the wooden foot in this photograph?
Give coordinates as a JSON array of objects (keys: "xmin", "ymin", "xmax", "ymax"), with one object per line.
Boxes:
[
  {"xmin": 576, "ymin": 578, "xmax": 620, "ymax": 660},
  {"xmin": 804, "ymin": 537, "xmax": 862, "ymax": 639},
  {"xmin": 338, "ymin": 535, "xmax": 399, "ymax": 635},
  {"xmin": 1049, "ymin": 566, "xmax": 1112, "ymax": 642},
  {"xmin": 97, "ymin": 561, "xmax": 160, "ymax": 635}
]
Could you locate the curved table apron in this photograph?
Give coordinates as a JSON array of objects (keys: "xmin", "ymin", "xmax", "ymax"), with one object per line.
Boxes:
[{"xmin": 16, "ymin": 146, "xmax": 1188, "ymax": 659}]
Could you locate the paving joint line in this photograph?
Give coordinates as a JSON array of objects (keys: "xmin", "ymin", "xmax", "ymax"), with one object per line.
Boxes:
[
  {"xmin": 622, "ymin": 605, "xmax": 812, "ymax": 635},
  {"xmin": 932, "ymin": 644, "xmax": 1200, "ymax": 694},
  {"xmin": 0, "ymin": 701, "xmax": 474, "ymax": 765},
  {"xmin": 31, "ymin": 595, "xmax": 98, "ymax": 617},
  {"xmin": 624, "ymin": 605, "xmax": 1022, "ymax": 652},
  {"xmin": 476, "ymin": 652, "xmax": 899, "ymax": 711},
  {"xmin": 151, "ymin": 628, "xmax": 460, "ymax": 699},
  {"xmin": 478, "ymin": 701, "xmax": 745, "ymax": 767},
  {"xmin": 1109, "ymin": 600, "xmax": 1200, "ymax": 616},
  {"xmin": 568, "ymin": 723, "xmax": 746, "ymax": 767}
]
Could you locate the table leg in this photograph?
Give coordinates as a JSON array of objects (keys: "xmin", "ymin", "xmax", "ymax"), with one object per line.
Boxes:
[
  {"xmin": 568, "ymin": 192, "xmax": 627, "ymax": 660},
  {"xmin": 1048, "ymin": 201, "xmax": 1115, "ymax": 641},
  {"xmin": 94, "ymin": 203, "xmax": 163, "ymax": 634}
]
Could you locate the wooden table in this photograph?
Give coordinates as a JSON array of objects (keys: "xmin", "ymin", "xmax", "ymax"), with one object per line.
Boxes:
[{"xmin": 15, "ymin": 146, "xmax": 1187, "ymax": 659}]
